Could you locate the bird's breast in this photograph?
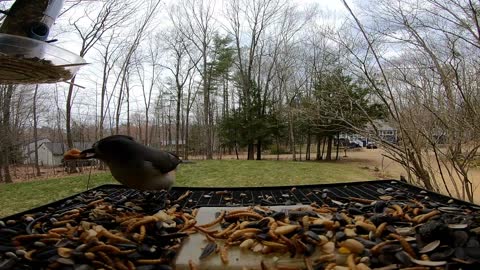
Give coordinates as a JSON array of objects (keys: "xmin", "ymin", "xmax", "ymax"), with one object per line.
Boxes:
[{"xmin": 107, "ymin": 162, "xmax": 176, "ymax": 191}]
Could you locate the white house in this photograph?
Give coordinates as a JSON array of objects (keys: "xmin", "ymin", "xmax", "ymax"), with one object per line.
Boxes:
[
  {"xmin": 338, "ymin": 120, "xmax": 398, "ymax": 146},
  {"xmin": 367, "ymin": 120, "xmax": 398, "ymax": 143},
  {"xmin": 23, "ymin": 140, "xmax": 92, "ymax": 166}
]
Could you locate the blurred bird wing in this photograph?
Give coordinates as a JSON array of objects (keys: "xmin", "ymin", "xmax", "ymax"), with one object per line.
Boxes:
[{"xmin": 147, "ymin": 151, "xmax": 181, "ymax": 174}]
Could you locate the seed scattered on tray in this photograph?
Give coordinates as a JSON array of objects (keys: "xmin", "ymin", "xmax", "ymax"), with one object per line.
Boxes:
[
  {"xmin": 1, "ymin": 183, "xmax": 480, "ymax": 269},
  {"xmin": 0, "ymin": 189, "xmax": 192, "ymax": 269},
  {"xmin": 190, "ymin": 195, "xmax": 480, "ymax": 269}
]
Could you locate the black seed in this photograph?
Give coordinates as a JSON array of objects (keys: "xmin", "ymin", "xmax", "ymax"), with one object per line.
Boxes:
[
  {"xmin": 466, "ymin": 238, "xmax": 480, "ymax": 248},
  {"xmin": 199, "ymin": 242, "xmax": 217, "ymax": 260},
  {"xmin": 0, "ymin": 246, "xmax": 16, "ymax": 253},
  {"xmin": 257, "ymin": 218, "xmax": 271, "ymax": 228},
  {"xmin": 74, "ymin": 264, "xmax": 95, "ymax": 270},
  {"xmin": 57, "ymin": 258, "xmax": 75, "ymax": 265},
  {"xmin": 335, "ymin": 231, "xmax": 346, "ymax": 242},
  {"xmin": 453, "ymin": 231, "xmax": 469, "ymax": 247},
  {"xmin": 355, "ymin": 237, "xmax": 378, "ymax": 248},
  {"xmin": 455, "ymin": 247, "xmax": 466, "ymax": 259},
  {"xmin": 465, "ymin": 247, "xmax": 480, "ymax": 259},
  {"xmin": 381, "ymin": 244, "xmax": 402, "ymax": 253},
  {"xmin": 304, "ymin": 243, "xmax": 316, "ymax": 257},
  {"xmin": 158, "ymin": 232, "xmax": 189, "ymax": 241},
  {"xmin": 304, "ymin": 231, "xmax": 320, "ymax": 242},
  {"xmin": 271, "ymin": 211, "xmax": 286, "ymax": 220},
  {"xmin": 0, "ymin": 259, "xmax": 17, "ymax": 270},
  {"xmin": 32, "ymin": 247, "xmax": 57, "ymax": 260},
  {"xmin": 395, "ymin": 251, "xmax": 413, "ymax": 267},
  {"xmin": 256, "ymin": 233, "xmax": 270, "ymax": 241},
  {"xmin": 348, "ymin": 207, "xmax": 363, "ymax": 215},
  {"xmin": 431, "ymin": 247, "xmax": 455, "ymax": 261},
  {"xmin": 374, "ymin": 201, "xmax": 387, "ymax": 213},
  {"xmin": 0, "ymin": 229, "xmax": 18, "ymax": 235},
  {"xmin": 418, "ymin": 220, "xmax": 449, "ymax": 242}
]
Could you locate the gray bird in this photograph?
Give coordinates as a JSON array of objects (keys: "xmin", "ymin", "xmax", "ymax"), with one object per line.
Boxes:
[{"xmin": 80, "ymin": 135, "xmax": 182, "ymax": 190}]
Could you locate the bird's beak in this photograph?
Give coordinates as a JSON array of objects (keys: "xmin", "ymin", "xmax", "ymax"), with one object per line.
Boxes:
[{"xmin": 80, "ymin": 148, "xmax": 96, "ymax": 159}]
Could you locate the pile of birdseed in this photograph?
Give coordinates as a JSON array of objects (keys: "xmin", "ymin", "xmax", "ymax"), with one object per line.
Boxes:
[{"xmin": 0, "ymin": 54, "xmax": 73, "ymax": 84}]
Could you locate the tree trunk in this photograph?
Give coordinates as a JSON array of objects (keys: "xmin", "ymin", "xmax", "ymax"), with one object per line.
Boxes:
[
  {"xmin": 203, "ymin": 47, "xmax": 213, "ymax": 160},
  {"xmin": 33, "ymin": 85, "xmax": 41, "ymax": 177},
  {"xmin": 306, "ymin": 133, "xmax": 311, "ymax": 161},
  {"xmin": 167, "ymin": 112, "xmax": 172, "ymax": 151},
  {"xmin": 66, "ymin": 76, "xmax": 76, "ymax": 148},
  {"xmin": 316, "ymin": 134, "xmax": 321, "ymax": 160},
  {"xmin": 2, "ymin": 160, "xmax": 11, "ymax": 183},
  {"xmin": 176, "ymin": 87, "xmax": 181, "ymax": 155},
  {"xmin": 115, "ymin": 70, "xmax": 127, "ymax": 134},
  {"xmin": 235, "ymin": 143, "xmax": 239, "ymax": 160},
  {"xmin": 276, "ymin": 137, "xmax": 280, "ymax": 161},
  {"xmin": 1, "ymin": 85, "xmax": 14, "ymax": 183},
  {"xmin": 335, "ymin": 132, "xmax": 340, "ymax": 160},
  {"xmin": 184, "ymin": 109, "xmax": 190, "ymax": 160},
  {"xmin": 299, "ymin": 141, "xmax": 302, "ymax": 161},
  {"xmin": 289, "ymin": 112, "xmax": 296, "ymax": 161},
  {"xmin": 247, "ymin": 143, "xmax": 254, "ymax": 160},
  {"xmin": 321, "ymin": 137, "xmax": 326, "ymax": 160},
  {"xmin": 326, "ymin": 135, "xmax": 333, "ymax": 161},
  {"xmin": 145, "ymin": 114, "xmax": 149, "ymax": 145},
  {"xmin": 126, "ymin": 82, "xmax": 131, "ymax": 136},
  {"xmin": 256, "ymin": 139, "xmax": 262, "ymax": 160},
  {"xmin": 66, "ymin": 77, "xmax": 78, "ymax": 174},
  {"xmin": 137, "ymin": 116, "xmax": 142, "ymax": 141}
]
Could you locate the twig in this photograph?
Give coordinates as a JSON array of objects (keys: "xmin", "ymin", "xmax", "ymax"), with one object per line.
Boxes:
[
  {"xmin": 62, "ymin": 80, "xmax": 86, "ymax": 89},
  {"xmin": 55, "ymin": 62, "xmax": 90, "ymax": 68}
]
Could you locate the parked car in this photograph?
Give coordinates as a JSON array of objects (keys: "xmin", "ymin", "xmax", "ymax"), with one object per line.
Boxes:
[
  {"xmin": 348, "ymin": 141, "xmax": 362, "ymax": 148},
  {"xmin": 366, "ymin": 142, "xmax": 378, "ymax": 149}
]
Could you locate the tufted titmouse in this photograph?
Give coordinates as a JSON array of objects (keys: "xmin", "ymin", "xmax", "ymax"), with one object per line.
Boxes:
[{"xmin": 80, "ymin": 135, "xmax": 181, "ymax": 191}]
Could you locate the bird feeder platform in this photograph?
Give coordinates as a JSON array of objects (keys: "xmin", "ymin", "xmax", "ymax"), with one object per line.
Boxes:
[
  {"xmin": 0, "ymin": 34, "xmax": 86, "ymax": 84},
  {"xmin": 1, "ymin": 180, "xmax": 479, "ymax": 269}
]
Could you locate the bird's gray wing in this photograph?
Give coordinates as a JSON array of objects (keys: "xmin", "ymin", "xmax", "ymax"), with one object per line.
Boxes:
[{"xmin": 146, "ymin": 151, "xmax": 182, "ymax": 174}]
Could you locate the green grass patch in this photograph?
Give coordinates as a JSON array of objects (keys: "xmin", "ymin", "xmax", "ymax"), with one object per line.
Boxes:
[
  {"xmin": 176, "ymin": 160, "xmax": 375, "ymax": 187},
  {"xmin": 0, "ymin": 174, "xmax": 116, "ymax": 218},
  {"xmin": 0, "ymin": 160, "xmax": 376, "ymax": 218}
]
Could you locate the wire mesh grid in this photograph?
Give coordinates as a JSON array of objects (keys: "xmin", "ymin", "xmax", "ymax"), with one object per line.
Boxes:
[{"xmin": 3, "ymin": 179, "xmax": 478, "ymax": 221}]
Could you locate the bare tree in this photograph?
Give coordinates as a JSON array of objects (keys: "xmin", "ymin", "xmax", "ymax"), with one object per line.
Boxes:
[
  {"xmin": 134, "ymin": 36, "xmax": 162, "ymax": 145},
  {"xmin": 184, "ymin": 75, "xmax": 201, "ymax": 159},
  {"xmin": 225, "ymin": 0, "xmax": 289, "ymax": 159},
  {"xmin": 161, "ymin": 29, "xmax": 198, "ymax": 155},
  {"xmin": 66, "ymin": 0, "xmax": 132, "ymax": 148},
  {"xmin": 32, "ymin": 85, "xmax": 41, "ymax": 176},
  {"xmin": 95, "ymin": 30, "xmax": 123, "ymax": 140},
  {"xmin": 0, "ymin": 85, "xmax": 14, "ymax": 183},
  {"xmin": 113, "ymin": 0, "xmax": 162, "ymax": 135},
  {"xmin": 340, "ymin": 0, "xmax": 480, "ymax": 201},
  {"xmin": 170, "ymin": 0, "xmax": 217, "ymax": 159}
]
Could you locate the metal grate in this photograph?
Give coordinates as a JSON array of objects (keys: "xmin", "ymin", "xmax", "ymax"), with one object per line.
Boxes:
[
  {"xmin": 168, "ymin": 179, "xmax": 479, "ymax": 208},
  {"xmin": 2, "ymin": 179, "xmax": 478, "ymax": 221},
  {"xmin": 2, "ymin": 180, "xmax": 479, "ymax": 270}
]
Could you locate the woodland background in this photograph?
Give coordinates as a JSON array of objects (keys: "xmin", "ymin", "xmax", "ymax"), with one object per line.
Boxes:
[{"xmin": 0, "ymin": 0, "xmax": 479, "ymax": 202}]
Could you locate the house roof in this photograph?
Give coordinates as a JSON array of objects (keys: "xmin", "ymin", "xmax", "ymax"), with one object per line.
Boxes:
[
  {"xmin": 368, "ymin": 120, "xmax": 396, "ymax": 131},
  {"xmin": 41, "ymin": 142, "xmax": 93, "ymax": 156},
  {"xmin": 23, "ymin": 138, "xmax": 51, "ymax": 147}
]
